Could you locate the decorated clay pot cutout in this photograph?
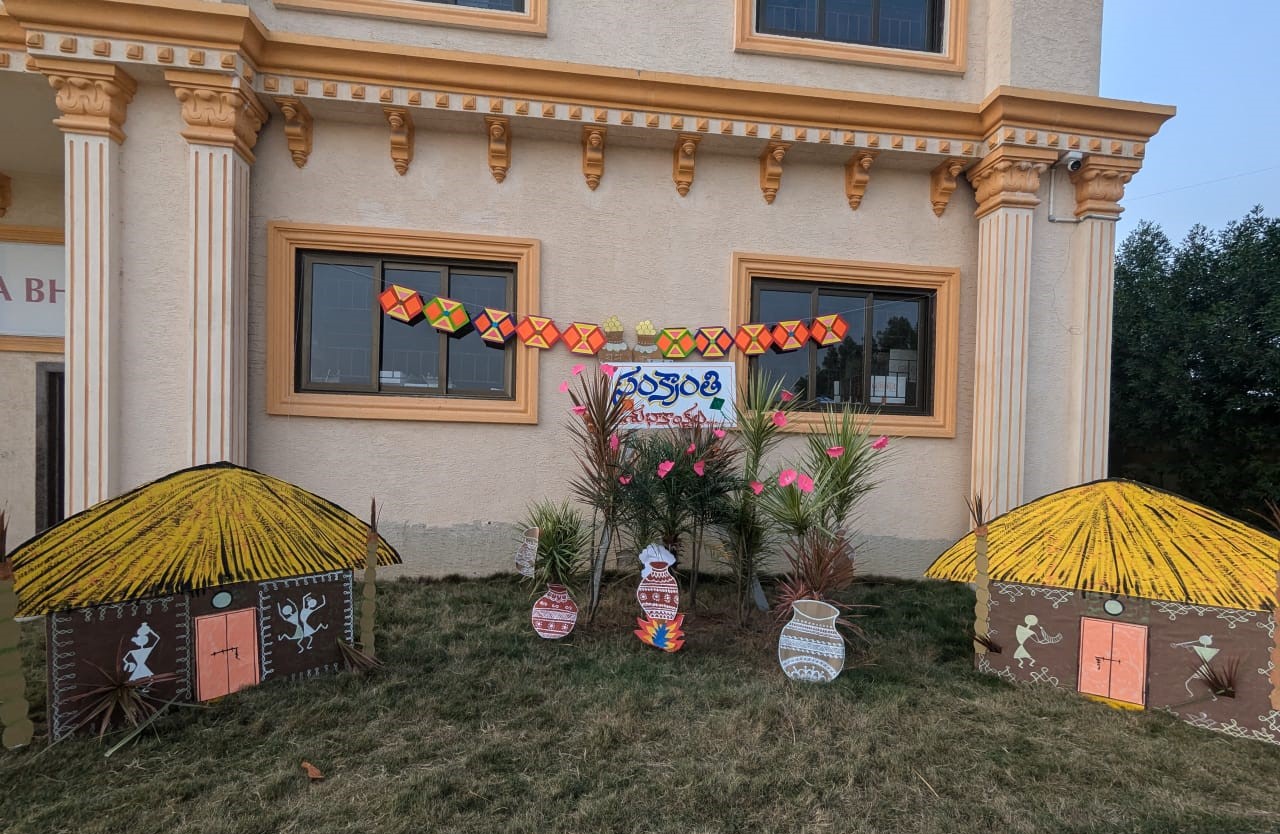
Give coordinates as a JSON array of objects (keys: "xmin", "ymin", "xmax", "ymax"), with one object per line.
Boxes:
[
  {"xmin": 531, "ymin": 583, "xmax": 578, "ymax": 639},
  {"xmin": 778, "ymin": 599, "xmax": 845, "ymax": 683},
  {"xmin": 637, "ymin": 560, "xmax": 679, "ymax": 621}
]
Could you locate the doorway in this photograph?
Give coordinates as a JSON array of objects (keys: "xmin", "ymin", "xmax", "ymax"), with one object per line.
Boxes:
[
  {"xmin": 194, "ymin": 609, "xmax": 260, "ymax": 701},
  {"xmin": 1078, "ymin": 617, "xmax": 1148, "ymax": 706},
  {"xmin": 34, "ymin": 362, "xmax": 63, "ymax": 532}
]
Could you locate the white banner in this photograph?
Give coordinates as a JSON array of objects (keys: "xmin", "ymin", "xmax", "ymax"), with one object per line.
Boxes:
[
  {"xmin": 610, "ymin": 361, "xmax": 736, "ymax": 429},
  {"xmin": 0, "ymin": 242, "xmax": 65, "ymax": 337}
]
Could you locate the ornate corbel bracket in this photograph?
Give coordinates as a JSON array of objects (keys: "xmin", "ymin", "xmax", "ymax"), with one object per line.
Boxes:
[
  {"xmin": 965, "ymin": 145, "xmax": 1057, "ymax": 218},
  {"xmin": 384, "ymin": 107, "xmax": 414, "ymax": 176},
  {"xmin": 759, "ymin": 140, "xmax": 790, "ymax": 204},
  {"xmin": 485, "ymin": 116, "xmax": 511, "ymax": 183},
  {"xmin": 844, "ymin": 150, "xmax": 876, "ymax": 211},
  {"xmin": 166, "ymin": 70, "xmax": 268, "ymax": 162},
  {"xmin": 0, "ymin": 173, "xmax": 10, "ymax": 218},
  {"xmin": 929, "ymin": 158, "xmax": 967, "ymax": 217},
  {"xmin": 275, "ymin": 97, "xmax": 313, "ymax": 168},
  {"xmin": 672, "ymin": 133, "xmax": 701, "ymax": 197},
  {"xmin": 35, "ymin": 58, "xmax": 137, "ymax": 143},
  {"xmin": 582, "ymin": 126, "xmax": 607, "ymax": 190},
  {"xmin": 1068, "ymin": 156, "xmax": 1143, "ymax": 219}
]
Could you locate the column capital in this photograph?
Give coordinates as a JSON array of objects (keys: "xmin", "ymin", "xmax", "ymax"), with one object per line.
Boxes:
[
  {"xmin": 966, "ymin": 146, "xmax": 1057, "ymax": 218},
  {"xmin": 165, "ymin": 70, "xmax": 269, "ymax": 163},
  {"xmin": 1069, "ymin": 156, "xmax": 1143, "ymax": 219},
  {"xmin": 34, "ymin": 58, "xmax": 137, "ymax": 143}
]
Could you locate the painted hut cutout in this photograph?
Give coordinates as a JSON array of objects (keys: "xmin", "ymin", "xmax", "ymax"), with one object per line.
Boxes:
[
  {"xmin": 8, "ymin": 462, "xmax": 401, "ymax": 740},
  {"xmin": 926, "ymin": 480, "xmax": 1280, "ymax": 744}
]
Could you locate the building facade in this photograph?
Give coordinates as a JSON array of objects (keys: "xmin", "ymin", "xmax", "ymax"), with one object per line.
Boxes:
[{"xmin": 0, "ymin": 0, "xmax": 1173, "ymax": 577}]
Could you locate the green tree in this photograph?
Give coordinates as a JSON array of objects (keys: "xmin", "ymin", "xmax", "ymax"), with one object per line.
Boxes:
[{"xmin": 1110, "ymin": 208, "xmax": 1280, "ymax": 519}]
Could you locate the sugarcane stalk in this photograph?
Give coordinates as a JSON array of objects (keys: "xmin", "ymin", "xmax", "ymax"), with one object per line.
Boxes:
[
  {"xmin": 0, "ymin": 511, "xmax": 34, "ymax": 749},
  {"xmin": 361, "ymin": 498, "xmax": 378, "ymax": 659},
  {"xmin": 974, "ymin": 522, "xmax": 990, "ymax": 655}
]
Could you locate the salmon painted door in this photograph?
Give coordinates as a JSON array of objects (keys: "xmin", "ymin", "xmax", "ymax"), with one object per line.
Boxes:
[
  {"xmin": 1077, "ymin": 617, "xmax": 1147, "ymax": 706},
  {"xmin": 195, "ymin": 609, "xmax": 260, "ymax": 701}
]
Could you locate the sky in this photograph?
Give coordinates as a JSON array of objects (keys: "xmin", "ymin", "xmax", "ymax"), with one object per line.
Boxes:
[{"xmin": 1100, "ymin": 1, "xmax": 1280, "ymax": 243}]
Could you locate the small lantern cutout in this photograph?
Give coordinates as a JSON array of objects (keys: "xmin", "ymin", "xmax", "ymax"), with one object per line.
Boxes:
[
  {"xmin": 473, "ymin": 308, "xmax": 517, "ymax": 345},
  {"xmin": 771, "ymin": 320, "xmax": 810, "ymax": 352},
  {"xmin": 656, "ymin": 327, "xmax": 696, "ymax": 359},
  {"xmin": 809, "ymin": 314, "xmax": 849, "ymax": 347},
  {"xmin": 734, "ymin": 324, "xmax": 774, "ymax": 356},
  {"xmin": 561, "ymin": 322, "xmax": 607, "ymax": 356},
  {"xmin": 424, "ymin": 296, "xmax": 470, "ymax": 334},
  {"xmin": 379, "ymin": 285, "xmax": 425, "ymax": 324},
  {"xmin": 515, "ymin": 315, "xmax": 561, "ymax": 349},
  {"xmin": 695, "ymin": 327, "xmax": 733, "ymax": 358}
]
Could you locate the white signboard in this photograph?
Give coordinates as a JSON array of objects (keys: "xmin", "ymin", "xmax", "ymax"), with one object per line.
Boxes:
[
  {"xmin": 610, "ymin": 361, "xmax": 736, "ymax": 429},
  {"xmin": 0, "ymin": 242, "xmax": 65, "ymax": 337}
]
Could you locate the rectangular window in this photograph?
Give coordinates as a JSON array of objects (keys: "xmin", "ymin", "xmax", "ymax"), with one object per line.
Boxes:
[
  {"xmin": 272, "ymin": 0, "xmax": 547, "ymax": 34},
  {"xmin": 751, "ymin": 279, "xmax": 933, "ymax": 415},
  {"xmin": 757, "ymin": 0, "xmax": 943, "ymax": 52},
  {"xmin": 414, "ymin": 0, "xmax": 524, "ymax": 10},
  {"xmin": 297, "ymin": 252, "xmax": 516, "ymax": 400}
]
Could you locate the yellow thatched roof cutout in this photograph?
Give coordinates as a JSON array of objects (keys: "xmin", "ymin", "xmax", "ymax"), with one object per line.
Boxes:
[
  {"xmin": 10, "ymin": 462, "xmax": 401, "ymax": 615},
  {"xmin": 925, "ymin": 480, "xmax": 1280, "ymax": 611}
]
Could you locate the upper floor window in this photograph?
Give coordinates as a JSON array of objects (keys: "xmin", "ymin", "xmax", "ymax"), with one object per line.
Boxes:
[
  {"xmin": 756, "ymin": 0, "xmax": 944, "ymax": 53},
  {"xmin": 417, "ymin": 0, "xmax": 525, "ymax": 10},
  {"xmin": 273, "ymin": 0, "xmax": 547, "ymax": 35}
]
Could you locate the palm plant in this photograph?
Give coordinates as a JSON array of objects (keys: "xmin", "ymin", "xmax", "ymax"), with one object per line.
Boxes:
[{"xmin": 522, "ymin": 499, "xmax": 590, "ymax": 594}]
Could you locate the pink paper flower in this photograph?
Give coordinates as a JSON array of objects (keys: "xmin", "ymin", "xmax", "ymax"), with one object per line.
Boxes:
[
  {"xmin": 826, "ymin": 446, "xmax": 845, "ymax": 458},
  {"xmin": 797, "ymin": 473, "xmax": 815, "ymax": 493},
  {"xmin": 686, "ymin": 442, "xmax": 697, "ymax": 454},
  {"xmin": 600, "ymin": 363, "xmax": 617, "ymax": 377},
  {"xmin": 618, "ymin": 474, "xmax": 632, "ymax": 485},
  {"xmin": 772, "ymin": 411, "xmax": 788, "ymax": 428},
  {"xmin": 657, "ymin": 460, "xmax": 675, "ymax": 479},
  {"xmin": 558, "ymin": 380, "xmax": 569, "ymax": 393},
  {"xmin": 572, "ymin": 363, "xmax": 586, "ymax": 376},
  {"xmin": 693, "ymin": 460, "xmax": 706, "ymax": 476},
  {"xmin": 872, "ymin": 435, "xmax": 889, "ymax": 450},
  {"xmin": 713, "ymin": 429, "xmax": 726, "ymax": 439},
  {"xmin": 778, "ymin": 469, "xmax": 797, "ymax": 487},
  {"xmin": 750, "ymin": 481, "xmax": 764, "ymax": 495},
  {"xmin": 609, "ymin": 433, "xmax": 620, "ymax": 451},
  {"xmin": 571, "ymin": 405, "xmax": 587, "ymax": 416},
  {"xmin": 780, "ymin": 390, "xmax": 795, "ymax": 402}
]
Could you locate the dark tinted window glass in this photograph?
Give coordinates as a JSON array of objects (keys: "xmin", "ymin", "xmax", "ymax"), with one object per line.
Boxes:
[
  {"xmin": 755, "ymin": 288, "xmax": 813, "ymax": 400},
  {"xmin": 757, "ymin": 0, "xmax": 941, "ymax": 52},
  {"xmin": 381, "ymin": 267, "xmax": 443, "ymax": 393},
  {"xmin": 878, "ymin": 0, "xmax": 931, "ymax": 50},
  {"xmin": 870, "ymin": 297, "xmax": 922, "ymax": 408},
  {"xmin": 448, "ymin": 271, "xmax": 511, "ymax": 395},
  {"xmin": 308, "ymin": 262, "xmax": 374, "ymax": 387},
  {"xmin": 422, "ymin": 0, "xmax": 525, "ymax": 10},
  {"xmin": 815, "ymin": 292, "xmax": 866, "ymax": 405}
]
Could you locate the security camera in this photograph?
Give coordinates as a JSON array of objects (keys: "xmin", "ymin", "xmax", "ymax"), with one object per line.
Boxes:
[{"xmin": 1060, "ymin": 151, "xmax": 1084, "ymax": 172}]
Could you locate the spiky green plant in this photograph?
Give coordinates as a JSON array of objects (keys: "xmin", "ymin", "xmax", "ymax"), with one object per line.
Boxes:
[
  {"xmin": 771, "ymin": 531, "xmax": 868, "ymax": 646},
  {"xmin": 0, "ymin": 509, "xmax": 33, "ymax": 750},
  {"xmin": 615, "ymin": 432, "xmax": 697, "ymax": 559},
  {"xmin": 674, "ymin": 420, "xmax": 739, "ymax": 606},
  {"xmin": 522, "ymin": 500, "xmax": 590, "ymax": 594}
]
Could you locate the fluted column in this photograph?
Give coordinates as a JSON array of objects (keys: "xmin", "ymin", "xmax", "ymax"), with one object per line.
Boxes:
[
  {"xmin": 37, "ymin": 59, "xmax": 136, "ymax": 514},
  {"xmin": 966, "ymin": 146, "xmax": 1055, "ymax": 516},
  {"xmin": 1067, "ymin": 156, "xmax": 1142, "ymax": 482},
  {"xmin": 165, "ymin": 71, "xmax": 267, "ymax": 466}
]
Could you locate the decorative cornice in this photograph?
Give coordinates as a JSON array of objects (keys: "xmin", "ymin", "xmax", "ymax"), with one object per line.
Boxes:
[
  {"xmin": 0, "ymin": 173, "xmax": 10, "ymax": 218},
  {"xmin": 383, "ymin": 106, "xmax": 413, "ymax": 176},
  {"xmin": 166, "ymin": 69, "xmax": 267, "ymax": 161},
  {"xmin": 1069, "ymin": 156, "xmax": 1143, "ymax": 219},
  {"xmin": 275, "ymin": 96, "xmax": 312, "ymax": 168},
  {"xmin": 966, "ymin": 146, "xmax": 1057, "ymax": 218},
  {"xmin": 759, "ymin": 140, "xmax": 789, "ymax": 205},
  {"xmin": 843, "ymin": 150, "xmax": 876, "ymax": 211},
  {"xmin": 671, "ymin": 133, "xmax": 700, "ymax": 197},
  {"xmin": 582, "ymin": 125, "xmax": 606, "ymax": 190},
  {"xmin": 929, "ymin": 158, "xmax": 967, "ymax": 217},
  {"xmin": 484, "ymin": 116, "xmax": 510, "ymax": 183},
  {"xmin": 34, "ymin": 57, "xmax": 136, "ymax": 142}
]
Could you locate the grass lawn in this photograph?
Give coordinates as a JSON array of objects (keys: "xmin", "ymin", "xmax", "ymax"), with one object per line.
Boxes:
[{"xmin": 2, "ymin": 575, "xmax": 1279, "ymax": 834}]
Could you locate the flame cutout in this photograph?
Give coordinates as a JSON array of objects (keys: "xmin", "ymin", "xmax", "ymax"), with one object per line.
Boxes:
[{"xmin": 634, "ymin": 614, "xmax": 686, "ymax": 653}]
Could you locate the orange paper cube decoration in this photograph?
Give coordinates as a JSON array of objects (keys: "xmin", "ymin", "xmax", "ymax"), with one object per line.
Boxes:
[
  {"xmin": 734, "ymin": 323, "xmax": 774, "ymax": 355},
  {"xmin": 515, "ymin": 315, "xmax": 560, "ymax": 349},
  {"xmin": 474, "ymin": 307, "xmax": 517, "ymax": 344},
  {"xmin": 378, "ymin": 285, "xmax": 425, "ymax": 324},
  {"xmin": 771, "ymin": 320, "xmax": 810, "ymax": 352},
  {"xmin": 695, "ymin": 326, "xmax": 733, "ymax": 358},
  {"xmin": 656, "ymin": 327, "xmax": 696, "ymax": 359},
  {"xmin": 561, "ymin": 322, "xmax": 607, "ymax": 356},
  {"xmin": 424, "ymin": 296, "xmax": 470, "ymax": 334},
  {"xmin": 809, "ymin": 314, "xmax": 849, "ymax": 346}
]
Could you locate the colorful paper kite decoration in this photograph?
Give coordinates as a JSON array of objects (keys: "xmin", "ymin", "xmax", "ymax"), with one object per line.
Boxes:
[
  {"xmin": 809, "ymin": 313, "xmax": 849, "ymax": 346},
  {"xmin": 424, "ymin": 296, "xmax": 470, "ymax": 334},
  {"xmin": 771, "ymin": 320, "xmax": 810, "ymax": 352},
  {"xmin": 695, "ymin": 326, "xmax": 733, "ymax": 358},
  {"xmin": 378, "ymin": 285, "xmax": 425, "ymax": 324},
  {"xmin": 561, "ymin": 322, "xmax": 608, "ymax": 356},
  {"xmin": 656, "ymin": 327, "xmax": 696, "ymax": 359},
  {"xmin": 474, "ymin": 307, "xmax": 517, "ymax": 345},
  {"xmin": 635, "ymin": 614, "xmax": 686, "ymax": 653},
  {"xmin": 515, "ymin": 315, "xmax": 561, "ymax": 349},
  {"xmin": 734, "ymin": 323, "xmax": 774, "ymax": 355}
]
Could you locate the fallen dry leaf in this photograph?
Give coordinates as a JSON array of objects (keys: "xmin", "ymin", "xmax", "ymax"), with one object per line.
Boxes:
[{"xmin": 301, "ymin": 761, "xmax": 324, "ymax": 782}]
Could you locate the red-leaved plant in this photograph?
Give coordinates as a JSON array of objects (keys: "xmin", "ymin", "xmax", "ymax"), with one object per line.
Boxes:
[{"xmin": 771, "ymin": 532, "xmax": 868, "ymax": 645}]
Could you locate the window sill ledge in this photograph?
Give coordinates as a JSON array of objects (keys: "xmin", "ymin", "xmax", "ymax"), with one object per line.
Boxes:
[
  {"xmin": 273, "ymin": 0, "xmax": 548, "ymax": 36},
  {"xmin": 776, "ymin": 409, "xmax": 955, "ymax": 439},
  {"xmin": 267, "ymin": 388, "xmax": 538, "ymax": 424}
]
